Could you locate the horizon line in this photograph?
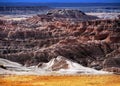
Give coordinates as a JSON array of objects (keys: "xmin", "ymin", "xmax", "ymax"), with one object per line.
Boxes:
[{"xmin": 0, "ymin": 2, "xmax": 120, "ymax": 3}]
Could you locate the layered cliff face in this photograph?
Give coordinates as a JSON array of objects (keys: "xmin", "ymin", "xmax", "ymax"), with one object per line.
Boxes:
[{"xmin": 0, "ymin": 9, "xmax": 120, "ymax": 74}]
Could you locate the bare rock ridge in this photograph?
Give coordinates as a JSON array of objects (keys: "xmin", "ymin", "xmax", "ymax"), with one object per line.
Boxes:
[
  {"xmin": 0, "ymin": 57, "xmax": 109, "ymax": 75},
  {"xmin": 37, "ymin": 56, "xmax": 109, "ymax": 74},
  {"xmin": 46, "ymin": 9, "xmax": 98, "ymax": 21},
  {"xmin": 0, "ymin": 9, "xmax": 120, "ymax": 74}
]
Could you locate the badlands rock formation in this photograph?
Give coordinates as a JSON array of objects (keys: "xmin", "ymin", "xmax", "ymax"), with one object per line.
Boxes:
[
  {"xmin": 0, "ymin": 9, "xmax": 120, "ymax": 74},
  {"xmin": 0, "ymin": 56, "xmax": 109, "ymax": 75},
  {"xmin": 37, "ymin": 56, "xmax": 109, "ymax": 74},
  {"xmin": 46, "ymin": 9, "xmax": 98, "ymax": 21}
]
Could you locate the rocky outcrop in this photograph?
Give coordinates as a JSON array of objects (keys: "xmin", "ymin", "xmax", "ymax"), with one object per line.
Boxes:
[
  {"xmin": 0, "ymin": 57, "xmax": 109, "ymax": 75},
  {"xmin": 103, "ymin": 48, "xmax": 120, "ymax": 74},
  {"xmin": 36, "ymin": 56, "xmax": 109, "ymax": 74},
  {"xmin": 0, "ymin": 9, "xmax": 120, "ymax": 74},
  {"xmin": 46, "ymin": 9, "xmax": 98, "ymax": 21}
]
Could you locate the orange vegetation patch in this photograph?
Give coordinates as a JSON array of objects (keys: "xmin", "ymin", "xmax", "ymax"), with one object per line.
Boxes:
[{"xmin": 0, "ymin": 75, "xmax": 120, "ymax": 86}]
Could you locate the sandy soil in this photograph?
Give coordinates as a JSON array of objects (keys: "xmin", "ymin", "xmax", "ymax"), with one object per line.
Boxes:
[{"xmin": 0, "ymin": 75, "xmax": 120, "ymax": 86}]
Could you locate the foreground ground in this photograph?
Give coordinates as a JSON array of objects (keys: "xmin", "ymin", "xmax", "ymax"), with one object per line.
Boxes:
[{"xmin": 0, "ymin": 75, "xmax": 120, "ymax": 86}]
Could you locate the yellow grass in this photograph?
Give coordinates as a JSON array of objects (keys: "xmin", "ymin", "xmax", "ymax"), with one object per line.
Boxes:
[{"xmin": 0, "ymin": 75, "xmax": 120, "ymax": 86}]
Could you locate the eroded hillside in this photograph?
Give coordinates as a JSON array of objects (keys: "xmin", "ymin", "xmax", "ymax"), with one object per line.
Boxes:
[{"xmin": 0, "ymin": 9, "xmax": 120, "ymax": 74}]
